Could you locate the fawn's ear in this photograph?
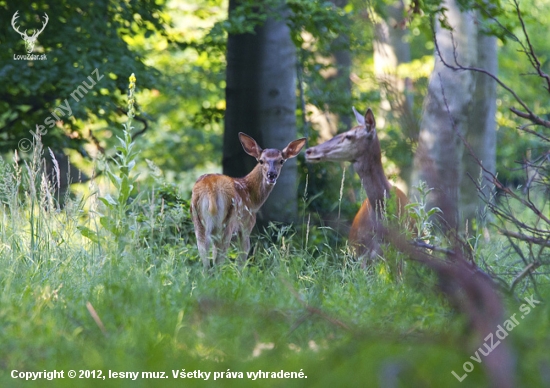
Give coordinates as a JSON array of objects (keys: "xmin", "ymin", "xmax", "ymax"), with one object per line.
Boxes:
[
  {"xmin": 352, "ymin": 106, "xmax": 365, "ymax": 126},
  {"xmin": 239, "ymin": 132, "xmax": 262, "ymax": 159},
  {"xmin": 282, "ymin": 138, "xmax": 307, "ymax": 160}
]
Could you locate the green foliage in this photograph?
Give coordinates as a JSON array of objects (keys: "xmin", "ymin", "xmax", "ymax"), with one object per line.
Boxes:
[
  {"xmin": 0, "ymin": 71, "xmax": 549, "ymax": 385},
  {"xmin": 133, "ymin": 0, "xmax": 226, "ymax": 176},
  {"xmin": 493, "ymin": 0, "xmax": 550, "ymax": 185},
  {"xmin": 137, "ymin": 161, "xmax": 196, "ymax": 251},
  {"xmin": 0, "ymin": 0, "xmax": 167, "ymax": 154},
  {"xmin": 406, "ymin": 182, "xmax": 442, "ymax": 243},
  {"xmin": 78, "ymin": 74, "xmax": 142, "ymax": 252},
  {"xmin": 286, "ymin": 0, "xmax": 349, "ymax": 48},
  {"xmin": 1, "ymin": 5, "xmax": 549, "ymax": 386}
]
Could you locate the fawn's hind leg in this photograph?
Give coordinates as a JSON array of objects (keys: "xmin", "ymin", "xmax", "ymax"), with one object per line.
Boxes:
[{"xmin": 214, "ymin": 227, "xmax": 233, "ymax": 266}]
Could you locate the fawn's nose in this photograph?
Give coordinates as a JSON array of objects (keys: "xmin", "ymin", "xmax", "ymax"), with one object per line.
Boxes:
[{"xmin": 267, "ymin": 172, "xmax": 277, "ymax": 180}]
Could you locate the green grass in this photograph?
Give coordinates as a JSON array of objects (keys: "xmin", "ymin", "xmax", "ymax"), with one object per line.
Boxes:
[
  {"xmin": 1, "ymin": 77, "xmax": 548, "ymax": 387},
  {"xmin": 1, "ymin": 143, "xmax": 549, "ymax": 388}
]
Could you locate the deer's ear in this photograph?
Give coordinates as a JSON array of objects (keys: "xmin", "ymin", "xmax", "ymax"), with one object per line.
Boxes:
[
  {"xmin": 365, "ymin": 108, "xmax": 376, "ymax": 130},
  {"xmin": 239, "ymin": 132, "xmax": 262, "ymax": 159},
  {"xmin": 282, "ymin": 138, "xmax": 307, "ymax": 160},
  {"xmin": 353, "ymin": 106, "xmax": 365, "ymax": 126}
]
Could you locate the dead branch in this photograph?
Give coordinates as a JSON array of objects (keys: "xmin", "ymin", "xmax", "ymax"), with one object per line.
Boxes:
[
  {"xmin": 431, "ymin": 14, "xmax": 550, "ymax": 130},
  {"xmin": 382, "ymin": 226, "xmax": 515, "ymax": 388},
  {"xmin": 513, "ymin": 0, "xmax": 550, "ymax": 92},
  {"xmin": 437, "ymin": 74, "xmax": 550, "ymax": 227},
  {"xmin": 510, "ymin": 261, "xmax": 541, "ymax": 294},
  {"xmin": 499, "ymin": 229, "xmax": 550, "ymax": 247}
]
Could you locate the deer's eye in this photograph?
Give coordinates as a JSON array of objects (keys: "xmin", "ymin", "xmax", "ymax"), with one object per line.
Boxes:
[
  {"xmin": 345, "ymin": 135, "xmax": 352, "ymax": 140},
  {"xmin": 259, "ymin": 159, "xmax": 264, "ymax": 164},
  {"xmin": 280, "ymin": 160, "xmax": 284, "ymax": 165}
]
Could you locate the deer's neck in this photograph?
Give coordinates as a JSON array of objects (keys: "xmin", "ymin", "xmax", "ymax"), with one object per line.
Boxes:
[
  {"xmin": 239, "ymin": 164, "xmax": 273, "ymax": 211},
  {"xmin": 353, "ymin": 142, "xmax": 392, "ymax": 218}
]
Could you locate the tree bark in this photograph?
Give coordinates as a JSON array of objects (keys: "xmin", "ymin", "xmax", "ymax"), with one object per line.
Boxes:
[
  {"xmin": 223, "ymin": 0, "xmax": 299, "ymax": 225},
  {"xmin": 373, "ymin": 0, "xmax": 416, "ymax": 189},
  {"xmin": 461, "ymin": 29, "xmax": 497, "ymax": 226},
  {"xmin": 223, "ymin": 0, "xmax": 262, "ymax": 179},
  {"xmin": 256, "ymin": 15, "xmax": 298, "ymax": 225},
  {"xmin": 374, "ymin": 1, "xmax": 412, "ymax": 126},
  {"xmin": 412, "ymin": 0, "xmax": 477, "ymax": 230}
]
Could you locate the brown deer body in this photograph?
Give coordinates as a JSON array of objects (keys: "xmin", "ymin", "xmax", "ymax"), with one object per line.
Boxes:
[
  {"xmin": 191, "ymin": 133, "xmax": 306, "ymax": 269},
  {"xmin": 305, "ymin": 107, "xmax": 409, "ymax": 264}
]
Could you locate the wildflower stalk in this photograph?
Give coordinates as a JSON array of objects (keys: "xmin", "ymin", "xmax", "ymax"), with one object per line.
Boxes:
[{"xmin": 79, "ymin": 73, "xmax": 142, "ymax": 253}]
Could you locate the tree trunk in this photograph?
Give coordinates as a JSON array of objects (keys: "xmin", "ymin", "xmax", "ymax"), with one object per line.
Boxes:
[
  {"xmin": 223, "ymin": 1, "xmax": 262, "ymax": 179},
  {"xmin": 374, "ymin": 1, "xmax": 412, "ymax": 125},
  {"xmin": 223, "ymin": 0, "xmax": 298, "ymax": 225},
  {"xmin": 412, "ymin": 0, "xmax": 477, "ymax": 231},
  {"xmin": 256, "ymin": 15, "xmax": 298, "ymax": 225},
  {"xmin": 461, "ymin": 29, "xmax": 497, "ymax": 227},
  {"xmin": 373, "ymin": 0, "xmax": 416, "ymax": 189}
]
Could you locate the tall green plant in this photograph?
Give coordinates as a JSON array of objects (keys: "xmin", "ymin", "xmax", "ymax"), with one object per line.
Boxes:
[{"xmin": 79, "ymin": 74, "xmax": 142, "ymax": 253}]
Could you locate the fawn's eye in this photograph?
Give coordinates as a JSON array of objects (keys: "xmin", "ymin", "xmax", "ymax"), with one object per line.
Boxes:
[
  {"xmin": 345, "ymin": 135, "xmax": 352, "ymax": 140},
  {"xmin": 280, "ymin": 160, "xmax": 284, "ymax": 165},
  {"xmin": 259, "ymin": 159, "xmax": 264, "ymax": 164}
]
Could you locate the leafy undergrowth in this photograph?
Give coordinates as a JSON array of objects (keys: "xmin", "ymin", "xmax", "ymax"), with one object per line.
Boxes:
[
  {"xmin": 1, "ymin": 76, "xmax": 548, "ymax": 387},
  {"xmin": 0, "ymin": 235, "xmax": 459, "ymax": 387},
  {"xmin": 1, "ymin": 192, "xmax": 549, "ymax": 388},
  {"xmin": 0, "ymin": 140, "xmax": 548, "ymax": 388}
]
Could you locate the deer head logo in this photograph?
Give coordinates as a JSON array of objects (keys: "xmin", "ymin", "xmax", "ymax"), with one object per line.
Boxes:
[{"xmin": 11, "ymin": 11, "xmax": 49, "ymax": 54}]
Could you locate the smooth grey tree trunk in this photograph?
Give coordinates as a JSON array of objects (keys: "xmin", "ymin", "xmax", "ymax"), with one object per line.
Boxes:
[
  {"xmin": 412, "ymin": 0, "xmax": 477, "ymax": 231},
  {"xmin": 413, "ymin": 4, "xmax": 498, "ymax": 231},
  {"xmin": 256, "ymin": 15, "xmax": 298, "ymax": 224},
  {"xmin": 461, "ymin": 30, "xmax": 497, "ymax": 227},
  {"xmin": 374, "ymin": 1, "xmax": 412, "ymax": 123},
  {"xmin": 373, "ymin": 0, "xmax": 416, "ymax": 188},
  {"xmin": 223, "ymin": 0, "xmax": 298, "ymax": 225}
]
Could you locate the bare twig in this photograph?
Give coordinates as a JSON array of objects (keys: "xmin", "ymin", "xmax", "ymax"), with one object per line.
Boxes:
[
  {"xmin": 382, "ymin": 226, "xmax": 515, "ymax": 388},
  {"xmin": 499, "ymin": 229, "xmax": 550, "ymax": 247},
  {"xmin": 510, "ymin": 262, "xmax": 541, "ymax": 293},
  {"xmin": 86, "ymin": 301, "xmax": 108, "ymax": 336},
  {"xmin": 436, "ymin": 85, "xmax": 550, "ymax": 226},
  {"xmin": 513, "ymin": 0, "xmax": 550, "ymax": 92},
  {"xmin": 432, "ymin": 15, "xmax": 550, "ymax": 130},
  {"xmin": 505, "ymin": 236, "xmax": 543, "ymax": 299}
]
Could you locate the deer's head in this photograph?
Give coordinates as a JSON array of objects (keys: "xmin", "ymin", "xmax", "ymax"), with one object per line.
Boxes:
[
  {"xmin": 239, "ymin": 133, "xmax": 306, "ymax": 186},
  {"xmin": 12, "ymin": 11, "xmax": 49, "ymax": 54},
  {"xmin": 305, "ymin": 107, "xmax": 378, "ymax": 164}
]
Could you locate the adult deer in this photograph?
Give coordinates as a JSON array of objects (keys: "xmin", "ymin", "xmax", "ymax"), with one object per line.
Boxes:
[
  {"xmin": 191, "ymin": 133, "xmax": 306, "ymax": 269},
  {"xmin": 305, "ymin": 107, "xmax": 409, "ymax": 265}
]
